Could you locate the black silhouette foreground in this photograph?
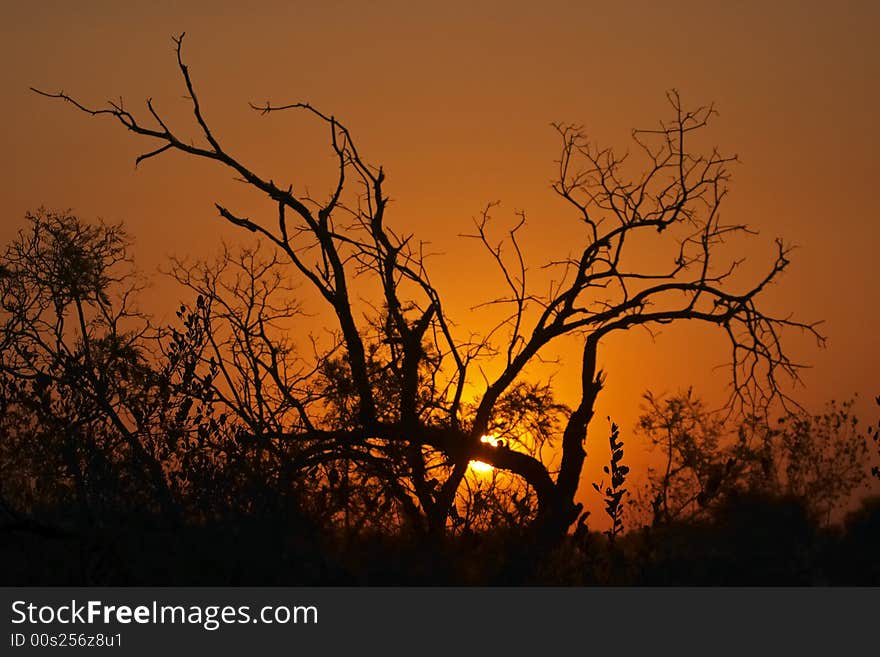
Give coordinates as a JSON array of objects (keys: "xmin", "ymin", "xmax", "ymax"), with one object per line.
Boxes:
[{"xmin": 2, "ymin": 35, "xmax": 877, "ymax": 584}]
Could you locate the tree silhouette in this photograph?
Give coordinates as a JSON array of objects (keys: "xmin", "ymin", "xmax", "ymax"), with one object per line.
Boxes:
[
  {"xmin": 636, "ymin": 389, "xmax": 738, "ymax": 524},
  {"xmin": 634, "ymin": 389, "xmax": 869, "ymax": 526},
  {"xmin": 0, "ymin": 209, "xmax": 177, "ymax": 523},
  {"xmin": 871, "ymin": 396, "xmax": 880, "ymax": 481},
  {"xmin": 31, "ymin": 33, "xmax": 823, "ymax": 545}
]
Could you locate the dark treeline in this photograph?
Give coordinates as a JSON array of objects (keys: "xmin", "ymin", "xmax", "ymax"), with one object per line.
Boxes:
[{"xmin": 1, "ymin": 209, "xmax": 877, "ymax": 585}]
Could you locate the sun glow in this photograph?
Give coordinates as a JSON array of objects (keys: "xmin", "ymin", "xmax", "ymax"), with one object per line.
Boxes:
[{"xmin": 468, "ymin": 435, "xmax": 499, "ymax": 473}]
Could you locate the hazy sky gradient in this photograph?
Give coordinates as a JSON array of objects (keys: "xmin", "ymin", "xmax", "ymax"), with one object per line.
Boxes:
[{"xmin": 2, "ymin": 1, "xmax": 878, "ymax": 512}]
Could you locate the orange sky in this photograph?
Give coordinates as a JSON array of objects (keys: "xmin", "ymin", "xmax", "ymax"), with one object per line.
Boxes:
[{"xmin": 2, "ymin": 1, "xmax": 878, "ymax": 519}]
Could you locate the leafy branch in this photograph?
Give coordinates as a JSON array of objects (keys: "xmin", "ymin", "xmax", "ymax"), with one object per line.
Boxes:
[{"xmin": 593, "ymin": 418, "xmax": 629, "ymax": 543}]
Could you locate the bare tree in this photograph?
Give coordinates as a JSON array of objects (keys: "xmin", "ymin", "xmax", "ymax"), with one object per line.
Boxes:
[
  {"xmin": 32, "ymin": 34, "xmax": 823, "ymax": 543},
  {"xmin": 165, "ymin": 243, "xmax": 428, "ymax": 536}
]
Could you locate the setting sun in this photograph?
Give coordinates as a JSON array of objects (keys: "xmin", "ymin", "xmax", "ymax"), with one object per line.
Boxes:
[{"xmin": 469, "ymin": 436, "xmax": 499, "ymax": 473}]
